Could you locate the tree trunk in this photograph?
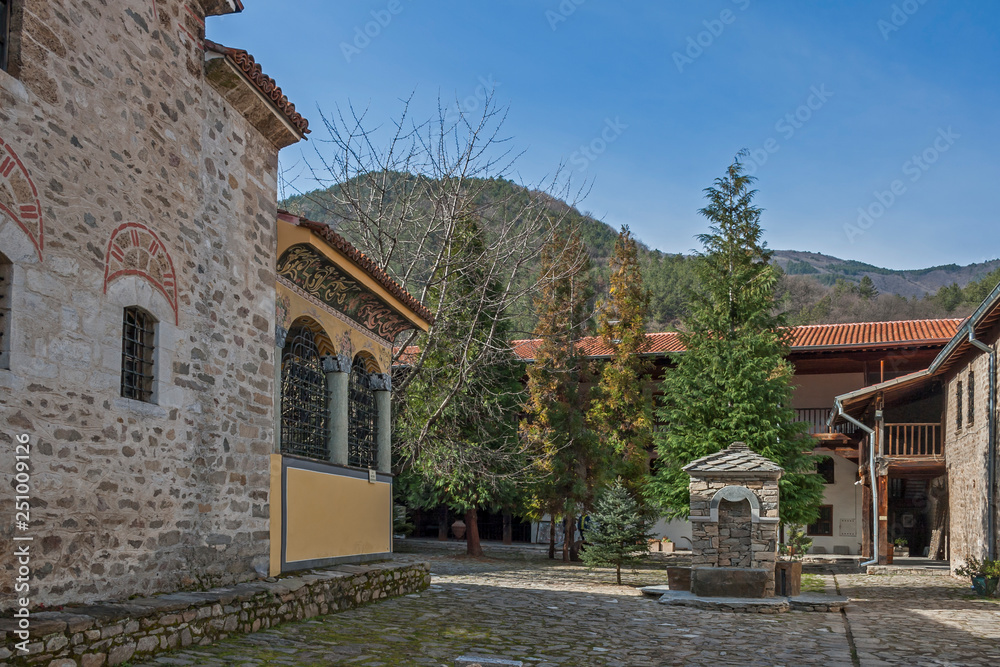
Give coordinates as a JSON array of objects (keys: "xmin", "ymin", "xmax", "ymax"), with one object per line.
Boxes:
[
  {"xmin": 563, "ymin": 512, "xmax": 575, "ymax": 562},
  {"xmin": 502, "ymin": 510, "xmax": 513, "ymax": 545},
  {"xmin": 569, "ymin": 517, "xmax": 580, "ymax": 562},
  {"xmin": 548, "ymin": 518, "xmax": 556, "ymax": 559},
  {"xmin": 438, "ymin": 506, "xmax": 448, "ymax": 541},
  {"xmin": 465, "ymin": 508, "xmax": 484, "ymax": 557},
  {"xmin": 616, "ymin": 564, "xmax": 622, "ymax": 586}
]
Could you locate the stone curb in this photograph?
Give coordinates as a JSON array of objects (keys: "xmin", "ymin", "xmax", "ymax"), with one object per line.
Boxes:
[{"xmin": 0, "ymin": 559, "xmax": 430, "ymax": 666}]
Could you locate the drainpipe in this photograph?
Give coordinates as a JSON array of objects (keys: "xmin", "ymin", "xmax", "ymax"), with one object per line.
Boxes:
[
  {"xmin": 968, "ymin": 330, "xmax": 997, "ymax": 561},
  {"xmin": 832, "ymin": 399, "xmax": 878, "ymax": 567}
]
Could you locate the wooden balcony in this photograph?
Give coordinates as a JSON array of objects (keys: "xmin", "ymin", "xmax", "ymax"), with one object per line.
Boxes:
[
  {"xmin": 796, "ymin": 408, "xmax": 861, "ymax": 437},
  {"xmin": 882, "ymin": 423, "xmax": 942, "ymax": 458}
]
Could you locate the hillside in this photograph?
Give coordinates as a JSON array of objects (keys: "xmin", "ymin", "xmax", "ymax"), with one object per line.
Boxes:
[
  {"xmin": 281, "ymin": 177, "xmax": 994, "ymax": 330},
  {"xmin": 774, "ymin": 250, "xmax": 1000, "ymax": 298}
]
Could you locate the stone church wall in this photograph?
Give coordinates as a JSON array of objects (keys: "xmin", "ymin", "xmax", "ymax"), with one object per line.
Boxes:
[{"xmin": 0, "ymin": 0, "xmax": 283, "ymax": 607}]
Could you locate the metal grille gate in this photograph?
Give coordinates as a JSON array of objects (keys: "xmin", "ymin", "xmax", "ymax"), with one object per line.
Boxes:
[
  {"xmin": 348, "ymin": 357, "xmax": 377, "ymax": 468},
  {"xmin": 280, "ymin": 326, "xmax": 329, "ymax": 459}
]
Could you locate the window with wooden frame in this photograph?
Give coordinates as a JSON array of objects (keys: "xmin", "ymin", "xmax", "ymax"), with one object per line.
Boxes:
[
  {"xmin": 956, "ymin": 380, "xmax": 963, "ymax": 431},
  {"xmin": 807, "ymin": 505, "xmax": 834, "ymax": 537},
  {"xmin": 0, "ymin": 251, "xmax": 10, "ymax": 369},
  {"xmin": 967, "ymin": 371, "xmax": 974, "ymax": 427},
  {"xmin": 120, "ymin": 306, "xmax": 156, "ymax": 403},
  {"xmin": 816, "ymin": 457, "xmax": 835, "ymax": 484}
]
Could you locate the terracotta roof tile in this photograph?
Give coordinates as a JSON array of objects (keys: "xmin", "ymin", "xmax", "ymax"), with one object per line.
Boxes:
[
  {"xmin": 204, "ymin": 40, "xmax": 310, "ymax": 136},
  {"xmin": 278, "ymin": 211, "xmax": 433, "ymax": 325},
  {"xmin": 511, "ymin": 318, "xmax": 962, "ymax": 361}
]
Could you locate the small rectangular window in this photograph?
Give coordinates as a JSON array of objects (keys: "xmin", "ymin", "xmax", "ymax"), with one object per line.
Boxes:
[
  {"xmin": 0, "ymin": 1, "xmax": 10, "ymax": 72},
  {"xmin": 956, "ymin": 380, "xmax": 963, "ymax": 431},
  {"xmin": 968, "ymin": 371, "xmax": 975, "ymax": 427},
  {"xmin": 121, "ymin": 306, "xmax": 156, "ymax": 403},
  {"xmin": 808, "ymin": 506, "xmax": 834, "ymax": 537},
  {"xmin": 816, "ymin": 457, "xmax": 835, "ymax": 484}
]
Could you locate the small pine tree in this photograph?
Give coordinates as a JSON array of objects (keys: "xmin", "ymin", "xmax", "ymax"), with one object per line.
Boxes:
[
  {"xmin": 580, "ymin": 479, "xmax": 654, "ymax": 585},
  {"xmin": 858, "ymin": 275, "xmax": 879, "ymax": 300}
]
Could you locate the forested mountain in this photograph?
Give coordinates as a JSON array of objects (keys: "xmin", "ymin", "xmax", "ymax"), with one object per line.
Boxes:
[{"xmin": 282, "ymin": 176, "xmax": 997, "ymax": 332}]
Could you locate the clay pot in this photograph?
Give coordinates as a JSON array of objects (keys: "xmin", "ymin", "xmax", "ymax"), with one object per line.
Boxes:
[{"xmin": 451, "ymin": 519, "xmax": 466, "ymax": 539}]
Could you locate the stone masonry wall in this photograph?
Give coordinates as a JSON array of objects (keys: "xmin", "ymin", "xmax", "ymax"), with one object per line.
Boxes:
[
  {"xmin": 0, "ymin": 0, "xmax": 284, "ymax": 606},
  {"xmin": 689, "ymin": 474, "xmax": 779, "ymax": 597},
  {"xmin": 0, "ymin": 560, "xmax": 431, "ymax": 666},
  {"xmin": 945, "ymin": 328, "xmax": 1000, "ymax": 570}
]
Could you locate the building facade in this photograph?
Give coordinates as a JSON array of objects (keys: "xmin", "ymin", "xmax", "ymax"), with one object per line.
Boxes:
[{"xmin": 0, "ymin": 0, "xmax": 429, "ymax": 610}]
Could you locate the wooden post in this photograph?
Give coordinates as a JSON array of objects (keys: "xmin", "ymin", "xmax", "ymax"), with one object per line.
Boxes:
[
  {"xmin": 502, "ymin": 510, "xmax": 513, "ymax": 545},
  {"xmin": 437, "ymin": 506, "xmax": 448, "ymax": 541},
  {"xmin": 878, "ymin": 473, "xmax": 889, "ymax": 565}
]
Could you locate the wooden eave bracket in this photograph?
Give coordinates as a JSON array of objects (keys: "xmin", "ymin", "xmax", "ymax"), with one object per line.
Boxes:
[{"xmin": 204, "ymin": 53, "xmax": 304, "ymax": 150}]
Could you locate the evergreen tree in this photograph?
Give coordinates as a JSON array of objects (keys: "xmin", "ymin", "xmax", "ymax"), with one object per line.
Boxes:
[
  {"xmin": 651, "ymin": 152, "xmax": 825, "ymax": 526},
  {"xmin": 580, "ymin": 479, "xmax": 654, "ymax": 585},
  {"xmin": 588, "ymin": 226, "xmax": 654, "ymax": 492},
  {"xmin": 858, "ymin": 275, "xmax": 879, "ymax": 300},
  {"xmin": 522, "ymin": 226, "xmax": 603, "ymax": 561}
]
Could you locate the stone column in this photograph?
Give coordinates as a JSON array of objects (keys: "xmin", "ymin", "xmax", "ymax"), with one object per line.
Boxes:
[
  {"xmin": 273, "ymin": 326, "xmax": 288, "ymax": 454},
  {"xmin": 370, "ymin": 373, "xmax": 392, "ymax": 474},
  {"xmin": 323, "ymin": 353, "xmax": 352, "ymax": 465}
]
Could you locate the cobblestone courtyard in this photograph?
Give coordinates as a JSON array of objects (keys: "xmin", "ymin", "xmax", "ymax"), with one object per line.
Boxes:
[{"xmin": 134, "ymin": 542, "xmax": 1000, "ymax": 666}]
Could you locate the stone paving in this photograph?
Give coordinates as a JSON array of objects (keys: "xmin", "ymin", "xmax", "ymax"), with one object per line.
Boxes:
[{"xmin": 132, "ymin": 541, "xmax": 1000, "ymax": 666}]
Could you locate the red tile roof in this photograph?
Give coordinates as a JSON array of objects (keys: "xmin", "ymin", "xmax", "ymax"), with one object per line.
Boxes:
[
  {"xmin": 278, "ymin": 211, "xmax": 434, "ymax": 325},
  {"xmin": 204, "ymin": 40, "xmax": 310, "ymax": 136},
  {"xmin": 511, "ymin": 318, "xmax": 963, "ymax": 361}
]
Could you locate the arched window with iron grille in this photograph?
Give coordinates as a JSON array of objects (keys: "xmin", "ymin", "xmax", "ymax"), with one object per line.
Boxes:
[
  {"xmin": 280, "ymin": 324, "xmax": 329, "ymax": 460},
  {"xmin": 348, "ymin": 356, "xmax": 377, "ymax": 468}
]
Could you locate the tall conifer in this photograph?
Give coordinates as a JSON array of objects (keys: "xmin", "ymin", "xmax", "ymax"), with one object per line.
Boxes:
[
  {"xmin": 651, "ymin": 153, "xmax": 824, "ymax": 526},
  {"xmin": 588, "ymin": 226, "xmax": 654, "ymax": 491}
]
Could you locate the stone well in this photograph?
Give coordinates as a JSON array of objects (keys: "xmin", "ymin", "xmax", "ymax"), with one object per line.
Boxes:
[{"xmin": 683, "ymin": 442, "xmax": 782, "ymax": 597}]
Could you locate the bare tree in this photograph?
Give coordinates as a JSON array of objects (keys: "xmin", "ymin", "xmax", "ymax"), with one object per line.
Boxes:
[{"xmin": 284, "ymin": 91, "xmax": 590, "ymax": 481}]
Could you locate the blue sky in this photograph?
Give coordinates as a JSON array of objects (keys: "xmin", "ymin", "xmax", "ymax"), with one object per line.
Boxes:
[{"xmin": 211, "ymin": 1, "xmax": 1000, "ymax": 270}]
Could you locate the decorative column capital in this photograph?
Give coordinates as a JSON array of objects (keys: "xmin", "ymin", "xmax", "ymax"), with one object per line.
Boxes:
[
  {"xmin": 275, "ymin": 325, "xmax": 288, "ymax": 350},
  {"xmin": 322, "ymin": 353, "xmax": 352, "ymax": 374},
  {"xmin": 369, "ymin": 373, "xmax": 392, "ymax": 392}
]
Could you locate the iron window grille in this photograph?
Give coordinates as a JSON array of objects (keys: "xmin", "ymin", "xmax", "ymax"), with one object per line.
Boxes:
[
  {"xmin": 121, "ymin": 306, "xmax": 156, "ymax": 402},
  {"xmin": 280, "ymin": 326, "xmax": 330, "ymax": 460},
  {"xmin": 968, "ymin": 371, "xmax": 974, "ymax": 427},
  {"xmin": 0, "ymin": 1, "xmax": 9, "ymax": 72},
  {"xmin": 0, "ymin": 253, "xmax": 10, "ymax": 369},
  {"xmin": 348, "ymin": 357, "xmax": 377, "ymax": 469}
]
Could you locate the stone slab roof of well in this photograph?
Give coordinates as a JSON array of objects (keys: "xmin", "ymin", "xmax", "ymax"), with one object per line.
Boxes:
[
  {"xmin": 510, "ymin": 318, "xmax": 962, "ymax": 361},
  {"xmin": 682, "ymin": 442, "xmax": 783, "ymax": 474}
]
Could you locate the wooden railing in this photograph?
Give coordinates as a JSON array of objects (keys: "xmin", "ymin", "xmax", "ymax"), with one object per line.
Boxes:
[
  {"xmin": 882, "ymin": 423, "xmax": 942, "ymax": 457},
  {"xmin": 795, "ymin": 408, "xmax": 861, "ymax": 436}
]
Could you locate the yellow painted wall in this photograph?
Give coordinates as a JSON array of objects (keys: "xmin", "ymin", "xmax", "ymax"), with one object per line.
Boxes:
[
  {"xmin": 284, "ymin": 466, "xmax": 392, "ymax": 562},
  {"xmin": 269, "ymin": 454, "xmax": 283, "ymax": 576}
]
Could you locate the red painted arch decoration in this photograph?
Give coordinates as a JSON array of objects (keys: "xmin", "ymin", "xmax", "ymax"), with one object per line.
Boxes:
[
  {"xmin": 0, "ymin": 136, "xmax": 44, "ymax": 261},
  {"xmin": 103, "ymin": 222, "xmax": 179, "ymax": 325}
]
